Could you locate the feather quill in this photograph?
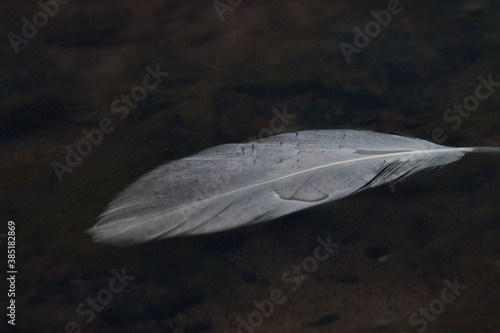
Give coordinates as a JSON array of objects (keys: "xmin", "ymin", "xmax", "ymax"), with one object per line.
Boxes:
[{"xmin": 87, "ymin": 129, "xmax": 500, "ymax": 245}]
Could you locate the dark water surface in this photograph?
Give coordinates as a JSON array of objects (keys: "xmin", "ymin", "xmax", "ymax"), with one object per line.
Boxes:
[{"xmin": 1, "ymin": 0, "xmax": 500, "ymax": 332}]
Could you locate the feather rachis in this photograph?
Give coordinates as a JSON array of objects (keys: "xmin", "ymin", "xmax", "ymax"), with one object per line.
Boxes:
[{"xmin": 87, "ymin": 130, "xmax": 498, "ymax": 245}]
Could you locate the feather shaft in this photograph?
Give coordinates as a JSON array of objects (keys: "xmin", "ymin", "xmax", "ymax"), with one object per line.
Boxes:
[{"xmin": 86, "ymin": 130, "xmax": 499, "ymax": 245}]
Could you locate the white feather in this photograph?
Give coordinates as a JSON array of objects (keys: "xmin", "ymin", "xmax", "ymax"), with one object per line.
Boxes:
[{"xmin": 87, "ymin": 129, "xmax": 500, "ymax": 245}]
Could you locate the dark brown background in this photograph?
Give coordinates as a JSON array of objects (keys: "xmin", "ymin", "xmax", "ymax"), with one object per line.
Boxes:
[{"xmin": 1, "ymin": 0, "xmax": 499, "ymax": 332}]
